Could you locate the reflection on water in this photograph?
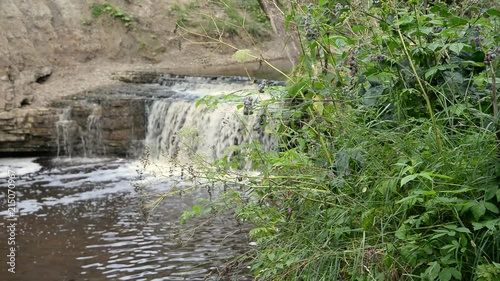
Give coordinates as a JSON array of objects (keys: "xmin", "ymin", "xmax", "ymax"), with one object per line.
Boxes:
[{"xmin": 0, "ymin": 158, "xmax": 252, "ymax": 280}]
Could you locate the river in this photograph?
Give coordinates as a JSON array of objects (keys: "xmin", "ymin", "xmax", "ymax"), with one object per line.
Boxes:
[{"xmin": 0, "ymin": 157, "xmax": 253, "ymax": 280}]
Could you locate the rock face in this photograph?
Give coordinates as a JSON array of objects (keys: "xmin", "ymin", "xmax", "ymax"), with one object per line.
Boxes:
[
  {"xmin": 0, "ymin": 96, "xmax": 146, "ymax": 156},
  {"xmin": 0, "ymin": 108, "xmax": 59, "ymax": 154}
]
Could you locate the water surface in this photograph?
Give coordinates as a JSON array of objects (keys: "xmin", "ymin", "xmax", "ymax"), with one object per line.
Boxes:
[{"xmin": 0, "ymin": 157, "xmax": 252, "ymax": 280}]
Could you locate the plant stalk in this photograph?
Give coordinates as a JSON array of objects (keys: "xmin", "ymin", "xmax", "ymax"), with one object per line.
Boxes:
[{"xmin": 396, "ymin": 27, "xmax": 443, "ymax": 153}]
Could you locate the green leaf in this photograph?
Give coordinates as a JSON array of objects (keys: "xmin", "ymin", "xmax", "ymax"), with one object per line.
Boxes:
[
  {"xmin": 401, "ymin": 175, "xmax": 417, "ymax": 187},
  {"xmin": 427, "ymin": 261, "xmax": 441, "ymax": 280},
  {"xmin": 449, "ymin": 43, "xmax": 466, "ymax": 55},
  {"xmin": 395, "ymin": 225, "xmax": 407, "ymax": 240},
  {"xmin": 418, "ymin": 172, "xmax": 434, "ymax": 182},
  {"xmin": 449, "ymin": 16, "xmax": 468, "ymax": 26},
  {"xmin": 424, "ymin": 65, "xmax": 457, "ymax": 79},
  {"xmin": 352, "ymin": 25, "xmax": 368, "ymax": 33},
  {"xmin": 419, "ymin": 26, "xmax": 433, "ymax": 35},
  {"xmin": 484, "ymin": 202, "xmax": 499, "ymax": 214},
  {"xmin": 439, "ymin": 268, "xmax": 452, "ymax": 281},
  {"xmin": 470, "ymin": 202, "xmax": 486, "ymax": 220},
  {"xmin": 313, "ymin": 101, "xmax": 324, "ymax": 115},
  {"xmin": 455, "ymin": 227, "xmax": 471, "ymax": 234},
  {"xmin": 397, "ymin": 16, "xmax": 415, "ymax": 26},
  {"xmin": 334, "ymin": 38, "xmax": 347, "ymax": 50},
  {"xmin": 431, "ymin": 232, "xmax": 447, "ymax": 240},
  {"xmin": 428, "ymin": 42, "xmax": 441, "ymax": 51},
  {"xmin": 472, "ymin": 219, "xmax": 500, "ymax": 231},
  {"xmin": 288, "ymin": 80, "xmax": 306, "ymax": 96},
  {"xmin": 429, "ymin": 19, "xmax": 444, "ymax": 25},
  {"xmin": 192, "ymin": 205, "xmax": 201, "ymax": 213},
  {"xmin": 484, "ymin": 185, "xmax": 498, "ymax": 200},
  {"xmin": 450, "ymin": 268, "xmax": 462, "ymax": 280},
  {"xmin": 496, "ymin": 189, "xmax": 500, "ymax": 202},
  {"xmin": 472, "ymin": 222, "xmax": 484, "ymax": 231},
  {"xmin": 486, "ymin": 8, "xmax": 500, "ymax": 17}
]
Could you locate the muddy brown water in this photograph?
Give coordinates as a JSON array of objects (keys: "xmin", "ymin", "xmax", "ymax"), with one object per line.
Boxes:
[{"xmin": 0, "ymin": 157, "xmax": 253, "ymax": 280}]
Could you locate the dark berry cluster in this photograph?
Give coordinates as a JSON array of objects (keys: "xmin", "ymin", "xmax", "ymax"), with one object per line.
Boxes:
[
  {"xmin": 258, "ymin": 79, "xmax": 271, "ymax": 93},
  {"xmin": 372, "ymin": 53, "xmax": 386, "ymax": 61},
  {"xmin": 470, "ymin": 37, "xmax": 483, "ymax": 51},
  {"xmin": 471, "ymin": 25, "xmax": 482, "ymax": 35},
  {"xmin": 433, "ymin": 26, "xmax": 443, "ymax": 34},
  {"xmin": 302, "ymin": 13, "xmax": 319, "ymax": 41},
  {"xmin": 484, "ymin": 47, "xmax": 499, "ymax": 65},
  {"xmin": 243, "ymin": 97, "xmax": 253, "ymax": 116},
  {"xmin": 347, "ymin": 55, "xmax": 358, "ymax": 76}
]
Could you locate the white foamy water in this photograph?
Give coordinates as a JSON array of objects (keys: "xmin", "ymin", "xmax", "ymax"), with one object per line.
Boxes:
[
  {"xmin": 0, "ymin": 158, "xmax": 137, "ymax": 216},
  {"xmin": 0, "ymin": 157, "xmax": 42, "ymax": 178},
  {"xmin": 145, "ymin": 99, "xmax": 274, "ymax": 166}
]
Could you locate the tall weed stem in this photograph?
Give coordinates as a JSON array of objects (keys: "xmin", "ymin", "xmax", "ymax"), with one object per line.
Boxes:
[{"xmin": 396, "ymin": 26, "xmax": 443, "ymax": 153}]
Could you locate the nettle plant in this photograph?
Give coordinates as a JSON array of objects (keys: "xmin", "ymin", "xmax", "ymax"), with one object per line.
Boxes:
[
  {"xmin": 235, "ymin": 1, "xmax": 499, "ymax": 280},
  {"xmin": 292, "ymin": 0, "xmax": 499, "ymax": 121}
]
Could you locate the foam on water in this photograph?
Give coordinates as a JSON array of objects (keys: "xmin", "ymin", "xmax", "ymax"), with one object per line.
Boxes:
[
  {"xmin": 0, "ymin": 157, "xmax": 42, "ymax": 178},
  {"xmin": 0, "ymin": 158, "xmax": 137, "ymax": 216}
]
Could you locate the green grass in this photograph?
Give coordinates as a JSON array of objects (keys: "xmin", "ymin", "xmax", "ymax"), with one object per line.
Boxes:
[
  {"xmin": 90, "ymin": 2, "xmax": 134, "ymax": 28},
  {"xmin": 169, "ymin": 0, "xmax": 270, "ymax": 39}
]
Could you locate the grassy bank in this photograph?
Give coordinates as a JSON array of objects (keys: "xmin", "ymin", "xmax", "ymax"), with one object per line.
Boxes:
[{"xmin": 142, "ymin": 0, "xmax": 499, "ymax": 280}]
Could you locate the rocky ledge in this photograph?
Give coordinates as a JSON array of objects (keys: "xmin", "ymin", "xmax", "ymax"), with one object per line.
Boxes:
[
  {"xmin": 0, "ymin": 108, "xmax": 59, "ymax": 155},
  {"xmin": 0, "ymin": 88, "xmax": 146, "ymax": 157}
]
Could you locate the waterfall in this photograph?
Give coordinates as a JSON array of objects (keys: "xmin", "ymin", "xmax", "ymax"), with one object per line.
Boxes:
[
  {"xmin": 55, "ymin": 104, "xmax": 106, "ymax": 158},
  {"xmin": 145, "ymin": 98, "xmax": 274, "ymax": 166},
  {"xmin": 56, "ymin": 108, "xmax": 77, "ymax": 157},
  {"xmin": 85, "ymin": 106, "xmax": 106, "ymax": 157},
  {"xmin": 52, "ymin": 75, "xmax": 281, "ymax": 160}
]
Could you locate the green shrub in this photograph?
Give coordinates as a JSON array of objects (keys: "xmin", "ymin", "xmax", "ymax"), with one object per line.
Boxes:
[
  {"xmin": 90, "ymin": 2, "xmax": 134, "ymax": 28},
  {"xmin": 170, "ymin": 0, "xmax": 270, "ymax": 39},
  {"xmin": 233, "ymin": 1, "xmax": 500, "ymax": 280}
]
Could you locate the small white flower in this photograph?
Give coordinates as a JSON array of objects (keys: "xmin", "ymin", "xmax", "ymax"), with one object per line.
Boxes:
[{"xmin": 232, "ymin": 49, "xmax": 252, "ymax": 63}]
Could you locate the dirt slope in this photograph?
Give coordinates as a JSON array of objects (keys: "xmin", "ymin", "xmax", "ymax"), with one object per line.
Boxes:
[{"xmin": 0, "ymin": 0, "xmax": 287, "ymax": 110}]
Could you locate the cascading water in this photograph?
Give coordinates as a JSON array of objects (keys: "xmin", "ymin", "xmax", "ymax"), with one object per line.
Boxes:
[
  {"xmin": 55, "ymin": 104, "xmax": 107, "ymax": 158},
  {"xmin": 144, "ymin": 95, "xmax": 274, "ymax": 166},
  {"xmin": 85, "ymin": 106, "xmax": 106, "ymax": 157},
  {"xmin": 56, "ymin": 107, "xmax": 77, "ymax": 157},
  {"xmin": 53, "ymin": 75, "xmax": 281, "ymax": 162}
]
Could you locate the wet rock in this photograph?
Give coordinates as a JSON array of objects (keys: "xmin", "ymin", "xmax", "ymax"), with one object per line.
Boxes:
[
  {"xmin": 111, "ymin": 71, "xmax": 160, "ymax": 83},
  {"xmin": 0, "ymin": 108, "xmax": 59, "ymax": 154}
]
